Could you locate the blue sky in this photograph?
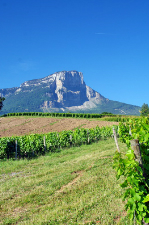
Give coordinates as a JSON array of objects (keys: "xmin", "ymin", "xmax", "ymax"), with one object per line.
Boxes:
[{"xmin": 0, "ymin": 0, "xmax": 149, "ymax": 107}]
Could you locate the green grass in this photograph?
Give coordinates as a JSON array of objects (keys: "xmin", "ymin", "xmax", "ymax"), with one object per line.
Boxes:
[{"xmin": 0, "ymin": 139, "xmax": 130, "ymax": 224}]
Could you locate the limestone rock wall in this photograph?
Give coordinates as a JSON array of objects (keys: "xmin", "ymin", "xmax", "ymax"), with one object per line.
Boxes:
[{"xmin": 0, "ymin": 70, "xmax": 106, "ymax": 111}]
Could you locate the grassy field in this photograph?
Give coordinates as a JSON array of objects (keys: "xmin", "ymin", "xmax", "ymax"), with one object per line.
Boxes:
[{"xmin": 0, "ymin": 138, "xmax": 130, "ymax": 225}]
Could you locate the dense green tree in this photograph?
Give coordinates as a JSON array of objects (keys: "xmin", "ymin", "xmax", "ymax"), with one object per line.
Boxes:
[
  {"xmin": 101, "ymin": 112, "xmax": 113, "ymax": 115},
  {"xmin": 0, "ymin": 97, "xmax": 5, "ymax": 110},
  {"xmin": 140, "ymin": 103, "xmax": 149, "ymax": 116}
]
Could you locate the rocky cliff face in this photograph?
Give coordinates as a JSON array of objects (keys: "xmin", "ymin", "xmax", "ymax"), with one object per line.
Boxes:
[
  {"xmin": 44, "ymin": 70, "xmax": 106, "ymax": 108},
  {"xmin": 0, "ymin": 70, "xmax": 141, "ymax": 115},
  {"xmin": 0, "ymin": 70, "xmax": 106, "ymax": 111}
]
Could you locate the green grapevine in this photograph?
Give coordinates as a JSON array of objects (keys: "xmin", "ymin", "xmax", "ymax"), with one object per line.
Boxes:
[
  {"xmin": 113, "ymin": 117, "xmax": 149, "ymax": 224},
  {"xmin": 0, "ymin": 125, "xmax": 116, "ymax": 160}
]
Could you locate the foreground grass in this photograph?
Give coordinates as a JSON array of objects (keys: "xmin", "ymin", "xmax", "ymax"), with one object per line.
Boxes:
[{"xmin": 0, "ymin": 139, "xmax": 130, "ymax": 224}]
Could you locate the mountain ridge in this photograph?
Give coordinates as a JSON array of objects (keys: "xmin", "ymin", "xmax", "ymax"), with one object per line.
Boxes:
[{"xmin": 0, "ymin": 70, "xmax": 140, "ymax": 115}]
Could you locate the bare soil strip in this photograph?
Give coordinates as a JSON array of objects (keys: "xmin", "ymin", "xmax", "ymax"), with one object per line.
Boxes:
[
  {"xmin": 0, "ymin": 117, "xmax": 118, "ymax": 137},
  {"xmin": 56, "ymin": 163, "xmax": 95, "ymax": 194},
  {"xmin": 56, "ymin": 171, "xmax": 83, "ymax": 193}
]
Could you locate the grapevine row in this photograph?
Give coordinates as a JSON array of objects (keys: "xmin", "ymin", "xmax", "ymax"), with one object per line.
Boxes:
[
  {"xmin": 113, "ymin": 117, "xmax": 149, "ymax": 224},
  {"xmin": 1, "ymin": 111, "xmax": 136, "ymax": 122},
  {"xmin": 0, "ymin": 125, "xmax": 116, "ymax": 160}
]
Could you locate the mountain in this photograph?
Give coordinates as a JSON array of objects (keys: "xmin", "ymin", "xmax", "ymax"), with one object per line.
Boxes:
[{"xmin": 0, "ymin": 70, "xmax": 140, "ymax": 115}]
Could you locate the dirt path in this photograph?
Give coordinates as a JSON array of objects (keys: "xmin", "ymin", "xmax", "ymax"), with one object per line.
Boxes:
[{"xmin": 0, "ymin": 117, "xmax": 118, "ymax": 137}]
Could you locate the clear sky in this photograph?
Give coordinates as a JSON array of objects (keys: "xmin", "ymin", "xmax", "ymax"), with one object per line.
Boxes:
[{"xmin": 0, "ymin": 0, "xmax": 149, "ymax": 107}]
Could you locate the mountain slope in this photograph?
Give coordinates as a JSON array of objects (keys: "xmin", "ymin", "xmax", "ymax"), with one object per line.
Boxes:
[{"xmin": 0, "ymin": 70, "xmax": 140, "ymax": 115}]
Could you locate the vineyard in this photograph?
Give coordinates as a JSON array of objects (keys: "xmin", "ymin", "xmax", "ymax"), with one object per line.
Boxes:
[
  {"xmin": 0, "ymin": 114, "xmax": 126, "ymax": 224},
  {"xmin": 0, "ymin": 114, "xmax": 120, "ymax": 160},
  {"xmin": 114, "ymin": 117, "xmax": 149, "ymax": 224},
  {"xmin": 1, "ymin": 113, "xmax": 149, "ymax": 223},
  {"xmin": 0, "ymin": 124, "xmax": 117, "ymax": 159}
]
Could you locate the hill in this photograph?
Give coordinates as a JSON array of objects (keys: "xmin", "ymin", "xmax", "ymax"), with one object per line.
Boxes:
[{"xmin": 0, "ymin": 70, "xmax": 140, "ymax": 115}]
